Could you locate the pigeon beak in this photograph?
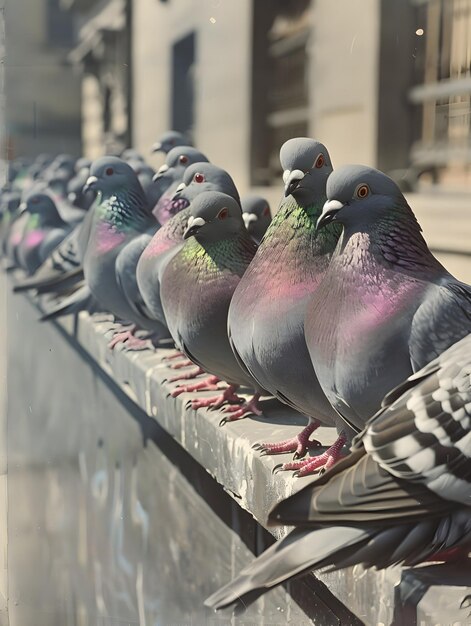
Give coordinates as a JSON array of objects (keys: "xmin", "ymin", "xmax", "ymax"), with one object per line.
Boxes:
[
  {"xmin": 316, "ymin": 199, "xmax": 344, "ymax": 231},
  {"xmin": 183, "ymin": 216, "xmax": 206, "ymax": 239},
  {"xmin": 284, "ymin": 169, "xmax": 305, "ymax": 197},
  {"xmin": 152, "ymin": 164, "xmax": 169, "ymax": 182},
  {"xmin": 173, "ymin": 182, "xmax": 186, "ymax": 196},
  {"xmin": 83, "ymin": 175, "xmax": 98, "ymax": 194},
  {"xmin": 242, "ymin": 212, "xmax": 258, "ymax": 229},
  {"xmin": 151, "ymin": 142, "xmax": 162, "ymax": 153},
  {"xmin": 18, "ymin": 202, "xmax": 27, "ymax": 214}
]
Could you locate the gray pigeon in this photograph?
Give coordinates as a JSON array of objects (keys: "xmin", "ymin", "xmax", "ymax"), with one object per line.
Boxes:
[
  {"xmin": 136, "ymin": 162, "xmax": 240, "ymax": 332},
  {"xmin": 151, "ymin": 130, "xmax": 190, "ymax": 154},
  {"xmin": 77, "ymin": 157, "xmax": 167, "ymax": 340},
  {"xmin": 17, "ymin": 191, "xmax": 71, "ymax": 275},
  {"xmin": 206, "ymin": 333, "xmax": 471, "ymax": 612},
  {"xmin": 150, "ymin": 146, "xmax": 209, "ymax": 223},
  {"xmin": 228, "ymin": 138, "xmax": 348, "ymax": 471},
  {"xmin": 240, "ymin": 194, "xmax": 272, "ymax": 243},
  {"xmin": 307, "ymin": 164, "xmax": 471, "ymax": 432},
  {"xmin": 160, "ymin": 191, "xmax": 262, "ymax": 410}
]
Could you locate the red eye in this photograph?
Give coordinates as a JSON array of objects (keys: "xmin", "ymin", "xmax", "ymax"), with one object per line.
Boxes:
[
  {"xmin": 263, "ymin": 205, "xmax": 270, "ymax": 217},
  {"xmin": 105, "ymin": 167, "xmax": 114, "ymax": 176},
  {"xmin": 31, "ymin": 197, "xmax": 40, "ymax": 204},
  {"xmin": 356, "ymin": 184, "xmax": 369, "ymax": 198},
  {"xmin": 194, "ymin": 173, "xmax": 205, "ymax": 183},
  {"xmin": 315, "ymin": 154, "xmax": 325, "ymax": 169},
  {"xmin": 217, "ymin": 207, "xmax": 229, "ymax": 220},
  {"xmin": 179, "ymin": 155, "xmax": 189, "ymax": 164}
]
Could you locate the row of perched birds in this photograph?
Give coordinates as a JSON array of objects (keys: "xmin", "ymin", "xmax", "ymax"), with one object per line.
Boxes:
[{"xmin": 2, "ymin": 132, "xmax": 471, "ymax": 614}]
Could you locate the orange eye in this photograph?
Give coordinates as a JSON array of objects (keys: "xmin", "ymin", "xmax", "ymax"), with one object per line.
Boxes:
[
  {"xmin": 179, "ymin": 155, "xmax": 188, "ymax": 164},
  {"xmin": 217, "ymin": 207, "xmax": 229, "ymax": 220},
  {"xmin": 356, "ymin": 184, "xmax": 369, "ymax": 198},
  {"xmin": 315, "ymin": 154, "xmax": 325, "ymax": 169},
  {"xmin": 194, "ymin": 173, "xmax": 204, "ymax": 183}
]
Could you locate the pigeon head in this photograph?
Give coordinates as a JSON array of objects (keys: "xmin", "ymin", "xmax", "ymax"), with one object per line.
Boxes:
[
  {"xmin": 151, "ymin": 130, "xmax": 190, "ymax": 154},
  {"xmin": 84, "ymin": 157, "xmax": 141, "ymax": 197},
  {"xmin": 317, "ymin": 165, "xmax": 407, "ymax": 231},
  {"xmin": 183, "ymin": 191, "xmax": 244, "ymax": 242},
  {"xmin": 173, "ymin": 163, "xmax": 240, "ymax": 206},
  {"xmin": 152, "ymin": 146, "xmax": 209, "ymax": 183},
  {"xmin": 280, "ymin": 138, "xmax": 332, "ymax": 203},
  {"xmin": 19, "ymin": 192, "xmax": 63, "ymax": 225},
  {"xmin": 240, "ymin": 195, "xmax": 271, "ymax": 239}
]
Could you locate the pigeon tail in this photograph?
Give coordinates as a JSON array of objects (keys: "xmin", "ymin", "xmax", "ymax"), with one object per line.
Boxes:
[
  {"xmin": 40, "ymin": 284, "xmax": 92, "ymax": 321},
  {"xmin": 205, "ymin": 525, "xmax": 371, "ymax": 612}
]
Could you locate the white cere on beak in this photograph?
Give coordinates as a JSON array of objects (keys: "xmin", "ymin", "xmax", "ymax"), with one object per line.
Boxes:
[
  {"xmin": 187, "ymin": 215, "xmax": 206, "ymax": 229},
  {"xmin": 282, "ymin": 169, "xmax": 291, "ymax": 184},
  {"xmin": 322, "ymin": 199, "xmax": 344, "ymax": 214},
  {"xmin": 85, "ymin": 175, "xmax": 98, "ymax": 187},
  {"xmin": 175, "ymin": 182, "xmax": 186, "ymax": 193},
  {"xmin": 242, "ymin": 212, "xmax": 258, "ymax": 229},
  {"xmin": 19, "ymin": 202, "xmax": 27, "ymax": 213},
  {"xmin": 158, "ymin": 164, "xmax": 169, "ymax": 174}
]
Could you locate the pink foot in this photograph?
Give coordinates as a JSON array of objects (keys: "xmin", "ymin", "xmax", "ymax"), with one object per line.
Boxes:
[
  {"xmin": 275, "ymin": 433, "xmax": 347, "ymax": 477},
  {"xmin": 220, "ymin": 393, "xmax": 263, "ymax": 425},
  {"xmin": 189, "ymin": 385, "xmax": 242, "ymax": 411},
  {"xmin": 123, "ymin": 335, "xmax": 154, "ymax": 351},
  {"xmin": 108, "ymin": 326, "xmax": 137, "ymax": 349},
  {"xmin": 162, "ymin": 351, "xmax": 185, "ymax": 361},
  {"xmin": 170, "ymin": 359, "xmax": 195, "ymax": 370},
  {"xmin": 168, "ymin": 367, "xmax": 205, "ymax": 383},
  {"xmin": 254, "ymin": 420, "xmax": 321, "ymax": 459},
  {"xmin": 170, "ymin": 375, "xmax": 221, "ymax": 398}
]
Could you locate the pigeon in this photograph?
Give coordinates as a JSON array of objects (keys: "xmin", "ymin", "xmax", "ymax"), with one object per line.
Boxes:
[
  {"xmin": 50, "ymin": 156, "xmax": 166, "ymax": 340},
  {"xmin": 240, "ymin": 194, "xmax": 272, "ymax": 243},
  {"xmin": 151, "ymin": 130, "xmax": 190, "ymax": 154},
  {"xmin": 12, "ymin": 206, "xmax": 94, "ymax": 295},
  {"xmin": 160, "ymin": 191, "xmax": 262, "ymax": 409},
  {"xmin": 227, "ymin": 138, "xmax": 347, "ymax": 469},
  {"xmin": 16, "ymin": 191, "xmax": 71, "ymax": 275},
  {"xmin": 136, "ymin": 162, "xmax": 241, "ymax": 330},
  {"xmin": 306, "ymin": 164, "xmax": 471, "ymax": 432},
  {"xmin": 205, "ymin": 333, "xmax": 471, "ymax": 612},
  {"xmin": 150, "ymin": 146, "xmax": 209, "ymax": 223}
]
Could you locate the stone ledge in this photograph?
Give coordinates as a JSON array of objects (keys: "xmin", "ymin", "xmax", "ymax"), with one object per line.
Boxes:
[{"xmin": 19, "ymin": 285, "xmax": 471, "ymax": 626}]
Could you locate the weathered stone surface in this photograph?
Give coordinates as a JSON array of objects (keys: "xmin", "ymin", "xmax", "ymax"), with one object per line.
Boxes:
[{"xmin": 8, "ymin": 281, "xmax": 471, "ymax": 625}]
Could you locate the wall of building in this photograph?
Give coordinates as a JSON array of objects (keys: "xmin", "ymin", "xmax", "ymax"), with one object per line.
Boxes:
[
  {"xmin": 4, "ymin": 0, "xmax": 81, "ymax": 158},
  {"xmin": 308, "ymin": 0, "xmax": 380, "ymax": 169},
  {"xmin": 132, "ymin": 0, "xmax": 253, "ymax": 190}
]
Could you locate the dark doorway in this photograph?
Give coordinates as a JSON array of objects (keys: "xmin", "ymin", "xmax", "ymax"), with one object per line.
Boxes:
[{"xmin": 171, "ymin": 32, "xmax": 196, "ymax": 141}]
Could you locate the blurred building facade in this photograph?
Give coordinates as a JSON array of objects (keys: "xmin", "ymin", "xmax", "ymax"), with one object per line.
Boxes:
[
  {"xmin": 6, "ymin": 0, "xmax": 471, "ymax": 191},
  {"xmin": 2, "ymin": 0, "xmax": 82, "ymax": 159}
]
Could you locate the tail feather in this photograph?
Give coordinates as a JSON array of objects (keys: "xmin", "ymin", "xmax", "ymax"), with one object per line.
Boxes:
[
  {"xmin": 13, "ymin": 266, "xmax": 83, "ymax": 293},
  {"xmin": 40, "ymin": 285, "xmax": 92, "ymax": 321},
  {"xmin": 205, "ymin": 526, "xmax": 370, "ymax": 611}
]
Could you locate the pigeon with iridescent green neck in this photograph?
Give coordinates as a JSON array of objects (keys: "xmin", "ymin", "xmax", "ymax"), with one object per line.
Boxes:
[
  {"xmin": 81, "ymin": 156, "xmax": 166, "ymax": 338},
  {"xmin": 306, "ymin": 164, "xmax": 471, "ymax": 432},
  {"xmin": 228, "ymin": 138, "xmax": 349, "ymax": 473},
  {"xmin": 160, "ymin": 191, "xmax": 262, "ymax": 409},
  {"xmin": 136, "ymin": 162, "xmax": 240, "ymax": 329},
  {"xmin": 17, "ymin": 191, "xmax": 71, "ymax": 275}
]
